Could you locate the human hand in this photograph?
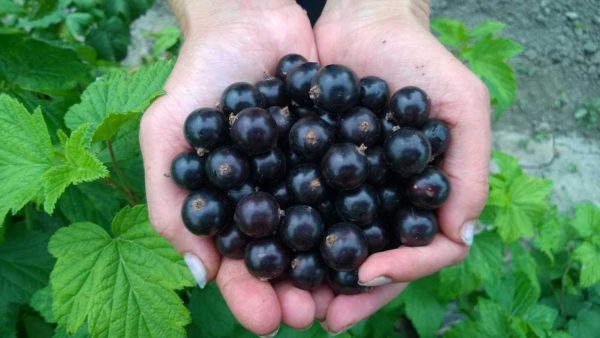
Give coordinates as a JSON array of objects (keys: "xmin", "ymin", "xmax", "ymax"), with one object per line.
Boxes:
[
  {"xmin": 140, "ymin": 1, "xmax": 319, "ymax": 335},
  {"xmin": 313, "ymin": 0, "xmax": 491, "ymax": 332}
]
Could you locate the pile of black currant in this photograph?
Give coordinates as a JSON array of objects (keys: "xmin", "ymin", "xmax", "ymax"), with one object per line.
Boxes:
[{"xmin": 171, "ymin": 54, "xmax": 451, "ymax": 294}]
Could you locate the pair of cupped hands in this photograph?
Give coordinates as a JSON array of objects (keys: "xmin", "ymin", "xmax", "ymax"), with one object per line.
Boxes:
[{"xmin": 140, "ymin": 0, "xmax": 491, "ymax": 335}]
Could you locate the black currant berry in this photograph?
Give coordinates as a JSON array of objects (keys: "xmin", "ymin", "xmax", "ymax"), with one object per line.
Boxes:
[
  {"xmin": 205, "ymin": 146, "xmax": 249, "ymax": 189},
  {"xmin": 276, "ymin": 53, "xmax": 308, "ymax": 79},
  {"xmin": 256, "ymin": 78, "xmax": 289, "ymax": 107},
  {"xmin": 365, "ymin": 146, "xmax": 390, "ymax": 186},
  {"xmin": 289, "ymin": 251, "xmax": 326, "ymax": 290},
  {"xmin": 251, "ymin": 148, "xmax": 286, "ymax": 186},
  {"xmin": 286, "ymin": 62, "xmax": 320, "ymax": 105},
  {"xmin": 380, "ymin": 113, "xmax": 398, "ymax": 140},
  {"xmin": 321, "ymin": 143, "xmax": 369, "ymax": 190},
  {"xmin": 336, "ymin": 185, "xmax": 379, "ymax": 226},
  {"xmin": 383, "ymin": 128, "xmax": 431, "ymax": 177},
  {"xmin": 391, "ymin": 207, "xmax": 438, "ymax": 246},
  {"xmin": 390, "ymin": 86, "xmax": 430, "ymax": 127},
  {"xmin": 337, "ymin": 107, "xmax": 381, "ymax": 146},
  {"xmin": 280, "ymin": 205, "xmax": 324, "ymax": 251},
  {"xmin": 216, "ymin": 225, "xmax": 250, "ymax": 259},
  {"xmin": 310, "ymin": 64, "xmax": 360, "ymax": 113},
  {"xmin": 268, "ymin": 180, "xmax": 294, "ymax": 209},
  {"xmin": 406, "ymin": 166, "xmax": 451, "ymax": 209},
  {"xmin": 378, "ymin": 185, "xmax": 403, "ymax": 216},
  {"xmin": 267, "ymin": 106, "xmax": 297, "ymax": 148},
  {"xmin": 328, "ymin": 269, "xmax": 368, "ymax": 295},
  {"xmin": 320, "ymin": 222, "xmax": 368, "ymax": 271},
  {"xmin": 358, "ymin": 76, "xmax": 389, "ymax": 113},
  {"xmin": 171, "ymin": 152, "xmax": 205, "ymax": 190},
  {"xmin": 289, "ymin": 116, "xmax": 334, "ymax": 160},
  {"xmin": 362, "ymin": 219, "xmax": 389, "ymax": 253},
  {"xmin": 245, "ymin": 238, "xmax": 290, "ymax": 281},
  {"xmin": 421, "ymin": 119, "xmax": 450, "ymax": 159},
  {"xmin": 287, "ymin": 163, "xmax": 328, "ymax": 205},
  {"xmin": 184, "ymin": 108, "xmax": 228, "ymax": 154},
  {"xmin": 226, "ymin": 180, "xmax": 257, "ymax": 205},
  {"xmin": 230, "ymin": 107, "xmax": 278, "ymax": 155},
  {"xmin": 182, "ymin": 188, "xmax": 230, "ymax": 236},
  {"xmin": 220, "ymin": 82, "xmax": 265, "ymax": 114},
  {"xmin": 235, "ymin": 192, "xmax": 281, "ymax": 238}
]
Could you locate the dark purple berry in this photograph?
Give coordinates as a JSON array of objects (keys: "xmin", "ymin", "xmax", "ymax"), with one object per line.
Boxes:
[
  {"xmin": 358, "ymin": 76, "xmax": 389, "ymax": 113},
  {"xmin": 171, "ymin": 152, "xmax": 205, "ymax": 190},
  {"xmin": 184, "ymin": 108, "xmax": 228, "ymax": 154},
  {"xmin": 421, "ymin": 119, "xmax": 450, "ymax": 159},
  {"xmin": 390, "ymin": 86, "xmax": 430, "ymax": 127},
  {"xmin": 321, "ymin": 143, "xmax": 369, "ymax": 191},
  {"xmin": 406, "ymin": 166, "xmax": 451, "ymax": 209},
  {"xmin": 280, "ymin": 205, "xmax": 324, "ymax": 251},
  {"xmin": 251, "ymin": 148, "xmax": 286, "ymax": 186},
  {"xmin": 256, "ymin": 77, "xmax": 289, "ymax": 107},
  {"xmin": 286, "ymin": 163, "xmax": 328, "ymax": 205},
  {"xmin": 182, "ymin": 188, "xmax": 230, "ymax": 236},
  {"xmin": 268, "ymin": 180, "xmax": 294, "ymax": 209},
  {"xmin": 220, "ymin": 82, "xmax": 265, "ymax": 114},
  {"xmin": 383, "ymin": 128, "xmax": 431, "ymax": 177},
  {"xmin": 320, "ymin": 222, "xmax": 368, "ymax": 271},
  {"xmin": 377, "ymin": 185, "xmax": 403, "ymax": 216},
  {"xmin": 230, "ymin": 107, "xmax": 278, "ymax": 155},
  {"xmin": 286, "ymin": 62, "xmax": 320, "ymax": 105},
  {"xmin": 362, "ymin": 220, "xmax": 389, "ymax": 253},
  {"xmin": 226, "ymin": 180, "xmax": 257, "ymax": 205},
  {"xmin": 267, "ymin": 106, "xmax": 297, "ymax": 148},
  {"xmin": 289, "ymin": 116, "xmax": 334, "ymax": 160},
  {"xmin": 245, "ymin": 238, "xmax": 290, "ymax": 280},
  {"xmin": 289, "ymin": 251, "xmax": 326, "ymax": 290},
  {"xmin": 205, "ymin": 146, "xmax": 249, "ymax": 189},
  {"xmin": 328, "ymin": 269, "xmax": 368, "ymax": 295},
  {"xmin": 391, "ymin": 207, "xmax": 437, "ymax": 246},
  {"xmin": 336, "ymin": 185, "xmax": 379, "ymax": 226},
  {"xmin": 310, "ymin": 64, "xmax": 360, "ymax": 113},
  {"xmin": 276, "ymin": 54, "xmax": 308, "ymax": 79},
  {"xmin": 216, "ymin": 225, "xmax": 250, "ymax": 259},
  {"xmin": 337, "ymin": 107, "xmax": 381, "ymax": 147},
  {"xmin": 365, "ymin": 146, "xmax": 390, "ymax": 186},
  {"xmin": 235, "ymin": 192, "xmax": 281, "ymax": 238}
]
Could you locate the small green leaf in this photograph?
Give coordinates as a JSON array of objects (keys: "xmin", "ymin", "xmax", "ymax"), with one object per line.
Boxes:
[
  {"xmin": 568, "ymin": 307, "xmax": 600, "ymax": 338},
  {"xmin": 151, "ymin": 27, "xmax": 181, "ymax": 57},
  {"xmin": 0, "ymin": 301, "xmax": 20, "ymax": 338},
  {"xmin": 573, "ymin": 242, "xmax": 600, "ymax": 287},
  {"xmin": 570, "ymin": 203, "xmax": 600, "ymax": 238},
  {"xmin": 476, "ymin": 298, "xmax": 513, "ymax": 337},
  {"xmin": 484, "ymin": 272, "xmax": 540, "ymax": 317},
  {"xmin": 468, "ymin": 20, "xmax": 506, "ymax": 38},
  {"xmin": 534, "ymin": 208, "xmax": 572, "ymax": 260},
  {"xmin": 30, "ymin": 286, "xmax": 55, "ymax": 323},
  {"xmin": 85, "ymin": 16, "xmax": 130, "ymax": 61},
  {"xmin": 400, "ymin": 275, "xmax": 446, "ymax": 337},
  {"xmin": 523, "ymin": 304, "xmax": 557, "ymax": 332},
  {"xmin": 105, "ymin": 0, "xmax": 154, "ymax": 22},
  {"xmin": 431, "ymin": 18, "xmax": 468, "ymax": 48}
]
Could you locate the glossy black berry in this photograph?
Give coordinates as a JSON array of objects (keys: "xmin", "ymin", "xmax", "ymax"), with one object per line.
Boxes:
[
  {"xmin": 390, "ymin": 86, "xmax": 430, "ymax": 127},
  {"xmin": 184, "ymin": 108, "xmax": 228, "ymax": 154},
  {"xmin": 378, "ymin": 185, "xmax": 403, "ymax": 216},
  {"xmin": 289, "ymin": 116, "xmax": 334, "ymax": 160},
  {"xmin": 321, "ymin": 143, "xmax": 369, "ymax": 191},
  {"xmin": 235, "ymin": 192, "xmax": 281, "ymax": 238},
  {"xmin": 276, "ymin": 54, "xmax": 308, "ymax": 79},
  {"xmin": 182, "ymin": 188, "xmax": 230, "ymax": 236},
  {"xmin": 171, "ymin": 152, "xmax": 205, "ymax": 190},
  {"xmin": 337, "ymin": 107, "xmax": 381, "ymax": 147},
  {"xmin": 205, "ymin": 146, "xmax": 249, "ymax": 189},
  {"xmin": 280, "ymin": 205, "xmax": 324, "ymax": 251},
  {"xmin": 365, "ymin": 146, "xmax": 390, "ymax": 186},
  {"xmin": 328, "ymin": 269, "xmax": 368, "ymax": 295},
  {"xmin": 268, "ymin": 180, "xmax": 294, "ymax": 209},
  {"xmin": 220, "ymin": 82, "xmax": 265, "ymax": 114},
  {"xmin": 320, "ymin": 222, "xmax": 368, "ymax": 271},
  {"xmin": 310, "ymin": 64, "xmax": 360, "ymax": 113},
  {"xmin": 245, "ymin": 238, "xmax": 290, "ymax": 281},
  {"xmin": 406, "ymin": 166, "xmax": 451, "ymax": 209},
  {"xmin": 391, "ymin": 207, "xmax": 438, "ymax": 246},
  {"xmin": 216, "ymin": 225, "xmax": 250, "ymax": 259},
  {"xmin": 256, "ymin": 77, "xmax": 289, "ymax": 107},
  {"xmin": 251, "ymin": 148, "xmax": 286, "ymax": 186},
  {"xmin": 267, "ymin": 106, "xmax": 297, "ymax": 148},
  {"xmin": 358, "ymin": 76, "xmax": 389, "ymax": 113},
  {"xmin": 380, "ymin": 113, "xmax": 398, "ymax": 140},
  {"xmin": 383, "ymin": 128, "xmax": 431, "ymax": 177},
  {"xmin": 362, "ymin": 219, "xmax": 389, "ymax": 253},
  {"xmin": 289, "ymin": 251, "xmax": 326, "ymax": 290},
  {"xmin": 336, "ymin": 185, "xmax": 379, "ymax": 226},
  {"xmin": 230, "ymin": 107, "xmax": 278, "ymax": 155},
  {"xmin": 421, "ymin": 119, "xmax": 450, "ymax": 159},
  {"xmin": 286, "ymin": 163, "xmax": 328, "ymax": 205},
  {"xmin": 226, "ymin": 180, "xmax": 257, "ymax": 205},
  {"xmin": 286, "ymin": 62, "xmax": 320, "ymax": 105}
]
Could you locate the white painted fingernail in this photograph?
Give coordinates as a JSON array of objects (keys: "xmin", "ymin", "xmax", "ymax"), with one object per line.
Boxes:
[
  {"xmin": 460, "ymin": 220, "xmax": 476, "ymax": 246},
  {"xmin": 358, "ymin": 276, "xmax": 392, "ymax": 287},
  {"xmin": 258, "ymin": 326, "xmax": 279, "ymax": 338},
  {"xmin": 184, "ymin": 253, "xmax": 207, "ymax": 288}
]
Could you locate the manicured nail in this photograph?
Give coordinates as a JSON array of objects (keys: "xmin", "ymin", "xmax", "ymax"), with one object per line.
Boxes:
[
  {"xmin": 328, "ymin": 323, "xmax": 355, "ymax": 336},
  {"xmin": 460, "ymin": 220, "xmax": 476, "ymax": 246},
  {"xmin": 298, "ymin": 321, "xmax": 314, "ymax": 331},
  {"xmin": 258, "ymin": 326, "xmax": 279, "ymax": 338},
  {"xmin": 183, "ymin": 253, "xmax": 207, "ymax": 288},
  {"xmin": 358, "ymin": 276, "xmax": 392, "ymax": 287}
]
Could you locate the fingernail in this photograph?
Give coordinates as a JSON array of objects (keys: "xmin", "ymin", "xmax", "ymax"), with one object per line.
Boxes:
[
  {"xmin": 258, "ymin": 326, "xmax": 279, "ymax": 338},
  {"xmin": 460, "ymin": 220, "xmax": 476, "ymax": 246},
  {"xmin": 183, "ymin": 253, "xmax": 207, "ymax": 288},
  {"xmin": 327, "ymin": 323, "xmax": 355, "ymax": 336},
  {"xmin": 358, "ymin": 276, "xmax": 392, "ymax": 287},
  {"xmin": 299, "ymin": 322, "xmax": 314, "ymax": 331}
]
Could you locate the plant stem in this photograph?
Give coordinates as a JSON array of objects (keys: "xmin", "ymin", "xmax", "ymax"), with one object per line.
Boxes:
[
  {"xmin": 101, "ymin": 179, "xmax": 137, "ymax": 206},
  {"xmin": 559, "ymin": 258, "xmax": 573, "ymax": 316},
  {"xmin": 106, "ymin": 140, "xmax": 139, "ymax": 205}
]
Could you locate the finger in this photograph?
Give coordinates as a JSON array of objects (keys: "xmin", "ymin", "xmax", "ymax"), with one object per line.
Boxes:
[
  {"xmin": 273, "ymin": 282, "xmax": 315, "ymax": 329},
  {"xmin": 357, "ymin": 235, "xmax": 468, "ymax": 286},
  {"xmin": 323, "ymin": 283, "xmax": 407, "ymax": 333},
  {"xmin": 311, "ymin": 284, "xmax": 335, "ymax": 321},
  {"xmin": 216, "ymin": 258, "xmax": 281, "ymax": 335}
]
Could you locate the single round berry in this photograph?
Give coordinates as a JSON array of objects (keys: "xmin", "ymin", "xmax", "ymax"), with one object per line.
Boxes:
[
  {"xmin": 336, "ymin": 185, "xmax": 379, "ymax": 226},
  {"xmin": 378, "ymin": 185, "xmax": 403, "ymax": 216},
  {"xmin": 337, "ymin": 107, "xmax": 381, "ymax": 146},
  {"xmin": 235, "ymin": 192, "xmax": 281, "ymax": 238},
  {"xmin": 170, "ymin": 152, "xmax": 205, "ymax": 190},
  {"xmin": 268, "ymin": 180, "xmax": 294, "ymax": 209},
  {"xmin": 226, "ymin": 180, "xmax": 257, "ymax": 205},
  {"xmin": 289, "ymin": 116, "xmax": 334, "ymax": 160},
  {"xmin": 358, "ymin": 76, "xmax": 389, "ymax": 113},
  {"xmin": 328, "ymin": 269, "xmax": 368, "ymax": 295},
  {"xmin": 310, "ymin": 64, "xmax": 360, "ymax": 113},
  {"xmin": 230, "ymin": 107, "xmax": 278, "ymax": 155},
  {"xmin": 245, "ymin": 238, "xmax": 290, "ymax": 281},
  {"xmin": 383, "ymin": 128, "xmax": 431, "ymax": 177},
  {"xmin": 391, "ymin": 207, "xmax": 438, "ymax": 246},
  {"xmin": 321, "ymin": 143, "xmax": 369, "ymax": 190},
  {"xmin": 216, "ymin": 225, "xmax": 250, "ymax": 259},
  {"xmin": 276, "ymin": 53, "xmax": 308, "ymax": 79},
  {"xmin": 362, "ymin": 219, "xmax": 389, "ymax": 253},
  {"xmin": 289, "ymin": 251, "xmax": 326, "ymax": 290},
  {"xmin": 390, "ymin": 86, "xmax": 430, "ymax": 127},
  {"xmin": 406, "ymin": 166, "xmax": 451, "ymax": 209},
  {"xmin": 251, "ymin": 148, "xmax": 286, "ymax": 186},
  {"xmin": 280, "ymin": 205, "xmax": 324, "ymax": 251},
  {"xmin": 205, "ymin": 146, "xmax": 249, "ymax": 189},
  {"xmin": 286, "ymin": 62, "xmax": 320, "ymax": 105},
  {"xmin": 287, "ymin": 164, "xmax": 328, "ymax": 205},
  {"xmin": 182, "ymin": 188, "xmax": 230, "ymax": 236},
  {"xmin": 267, "ymin": 106, "xmax": 297, "ymax": 148},
  {"xmin": 365, "ymin": 146, "xmax": 390, "ymax": 186},
  {"xmin": 421, "ymin": 119, "xmax": 450, "ymax": 159},
  {"xmin": 256, "ymin": 77, "xmax": 289, "ymax": 107},
  {"xmin": 220, "ymin": 82, "xmax": 265, "ymax": 115},
  {"xmin": 320, "ymin": 222, "xmax": 368, "ymax": 271},
  {"xmin": 380, "ymin": 113, "xmax": 398, "ymax": 140},
  {"xmin": 183, "ymin": 108, "xmax": 228, "ymax": 154}
]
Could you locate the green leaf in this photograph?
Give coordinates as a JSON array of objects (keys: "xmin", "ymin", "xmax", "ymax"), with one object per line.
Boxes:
[
  {"xmin": 492, "ymin": 151, "xmax": 523, "ymax": 179},
  {"xmin": 277, "ymin": 323, "xmax": 328, "ymax": 338},
  {"xmin": 64, "ymin": 60, "xmax": 173, "ymax": 140},
  {"xmin": 568, "ymin": 307, "xmax": 600, "ymax": 338},
  {"xmin": 49, "ymin": 205, "xmax": 195, "ymax": 337},
  {"xmin": 0, "ymin": 301, "xmax": 20, "ymax": 338},
  {"xmin": 534, "ymin": 208, "xmax": 572, "ymax": 260},
  {"xmin": 30, "ymin": 285, "xmax": 55, "ymax": 323},
  {"xmin": 85, "ymin": 16, "xmax": 130, "ymax": 61},
  {"xmin": 468, "ymin": 20, "xmax": 506, "ymax": 38},
  {"xmin": 58, "ymin": 182, "xmax": 121, "ymax": 228},
  {"xmin": 510, "ymin": 243, "xmax": 540, "ymax": 294},
  {"xmin": 522, "ymin": 304, "xmax": 557, "ymax": 333},
  {"xmin": 573, "ymin": 242, "xmax": 600, "ymax": 287},
  {"xmin": 484, "ymin": 272, "xmax": 539, "ymax": 317},
  {"xmin": 0, "ymin": 0, "xmax": 22, "ymax": 14},
  {"xmin": 349, "ymin": 306, "xmax": 400, "ymax": 338},
  {"xmin": 400, "ymin": 275, "xmax": 446, "ymax": 337},
  {"xmin": 0, "ymin": 35, "xmax": 90, "ymax": 95},
  {"xmin": 151, "ymin": 26, "xmax": 181, "ymax": 57},
  {"xmin": 54, "ymin": 325, "xmax": 90, "ymax": 338},
  {"xmin": 105, "ymin": 0, "xmax": 154, "ymax": 22},
  {"xmin": 476, "ymin": 298, "xmax": 513, "ymax": 337},
  {"xmin": 431, "ymin": 18, "xmax": 468, "ymax": 48},
  {"xmin": 571, "ymin": 203, "xmax": 600, "ymax": 238}
]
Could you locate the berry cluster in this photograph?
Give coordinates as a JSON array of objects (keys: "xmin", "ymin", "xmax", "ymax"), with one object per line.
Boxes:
[{"xmin": 171, "ymin": 54, "xmax": 451, "ymax": 294}]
